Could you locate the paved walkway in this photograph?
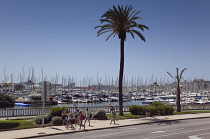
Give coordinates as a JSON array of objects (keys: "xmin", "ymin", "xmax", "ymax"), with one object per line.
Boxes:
[{"xmin": 0, "ymin": 113, "xmax": 210, "ymax": 139}]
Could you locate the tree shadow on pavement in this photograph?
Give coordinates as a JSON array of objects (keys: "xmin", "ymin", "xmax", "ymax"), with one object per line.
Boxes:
[
  {"xmin": 138, "ymin": 117, "xmax": 181, "ymax": 125},
  {"xmin": 48, "ymin": 127, "xmax": 65, "ymax": 131}
]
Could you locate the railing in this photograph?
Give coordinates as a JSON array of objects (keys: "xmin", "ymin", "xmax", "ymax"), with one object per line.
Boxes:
[
  {"xmin": 0, "ymin": 106, "xmax": 130, "ymax": 118},
  {"xmin": 1, "ymin": 104, "xmax": 210, "ymax": 118}
]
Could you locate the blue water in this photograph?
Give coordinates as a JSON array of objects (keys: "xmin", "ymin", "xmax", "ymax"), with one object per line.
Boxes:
[
  {"xmin": 13, "ymin": 100, "xmax": 144, "ymax": 108},
  {"xmin": 54, "ymin": 101, "xmax": 143, "ymax": 107}
]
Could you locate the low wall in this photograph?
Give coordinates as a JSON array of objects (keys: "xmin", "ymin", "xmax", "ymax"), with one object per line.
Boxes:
[{"xmin": 182, "ymin": 104, "xmax": 210, "ymax": 110}]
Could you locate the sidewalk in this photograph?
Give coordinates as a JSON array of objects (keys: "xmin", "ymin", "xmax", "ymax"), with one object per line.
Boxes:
[{"xmin": 0, "ymin": 113, "xmax": 210, "ymax": 139}]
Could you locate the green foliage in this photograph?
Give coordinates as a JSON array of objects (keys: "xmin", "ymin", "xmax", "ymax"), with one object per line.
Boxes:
[
  {"xmin": 146, "ymin": 106, "xmax": 157, "ymax": 116},
  {"xmin": 35, "ymin": 114, "xmax": 50, "ymax": 124},
  {"xmin": 129, "ymin": 105, "xmax": 147, "ymax": 115},
  {"xmin": 52, "ymin": 116, "xmax": 62, "ymax": 125},
  {"xmin": 129, "ymin": 105, "xmax": 140, "ymax": 115},
  {"xmin": 0, "ymin": 93, "xmax": 15, "ymax": 108},
  {"xmin": 139, "ymin": 106, "xmax": 147, "ymax": 115},
  {"xmin": 150, "ymin": 102, "xmax": 164, "ymax": 107},
  {"xmin": 49, "ymin": 107, "xmax": 66, "ymax": 117},
  {"xmin": 45, "ymin": 113, "xmax": 52, "ymax": 121},
  {"xmin": 92, "ymin": 109, "xmax": 107, "ymax": 120},
  {"xmin": 129, "ymin": 103, "xmax": 174, "ymax": 116},
  {"xmin": 0, "ymin": 120, "xmax": 36, "ymax": 131}
]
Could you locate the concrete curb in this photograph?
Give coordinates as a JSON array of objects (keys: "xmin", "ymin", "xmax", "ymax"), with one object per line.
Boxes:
[{"xmin": 16, "ymin": 116, "xmax": 210, "ymax": 139}]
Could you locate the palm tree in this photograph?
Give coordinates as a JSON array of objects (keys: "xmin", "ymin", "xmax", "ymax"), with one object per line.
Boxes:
[
  {"xmin": 167, "ymin": 68, "xmax": 187, "ymax": 112},
  {"xmin": 153, "ymin": 82, "xmax": 158, "ymax": 95},
  {"xmin": 95, "ymin": 5, "xmax": 149, "ymax": 116}
]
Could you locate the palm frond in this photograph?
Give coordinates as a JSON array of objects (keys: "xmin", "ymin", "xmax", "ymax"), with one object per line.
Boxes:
[
  {"xmin": 129, "ymin": 31, "xmax": 135, "ymax": 39},
  {"xmin": 179, "ymin": 68, "xmax": 188, "ymax": 80},
  {"xmin": 167, "ymin": 72, "xmax": 174, "ymax": 80},
  {"xmin": 130, "ymin": 30, "xmax": 146, "ymax": 41},
  {"xmin": 97, "ymin": 30, "xmax": 113, "ymax": 37},
  {"xmin": 106, "ymin": 32, "xmax": 115, "ymax": 41}
]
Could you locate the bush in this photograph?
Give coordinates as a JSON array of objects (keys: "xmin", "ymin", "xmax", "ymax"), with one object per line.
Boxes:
[
  {"xmin": 0, "ymin": 93, "xmax": 15, "ymax": 108},
  {"xmin": 154, "ymin": 105, "xmax": 174, "ymax": 116},
  {"xmin": 164, "ymin": 106, "xmax": 174, "ymax": 115},
  {"xmin": 150, "ymin": 102, "xmax": 164, "ymax": 107},
  {"xmin": 52, "ymin": 116, "xmax": 62, "ymax": 125},
  {"xmin": 49, "ymin": 107, "xmax": 66, "ymax": 117},
  {"xmin": 139, "ymin": 106, "xmax": 147, "ymax": 115},
  {"xmin": 35, "ymin": 114, "xmax": 50, "ymax": 124},
  {"xmin": 92, "ymin": 109, "xmax": 107, "ymax": 120},
  {"xmin": 157, "ymin": 106, "xmax": 165, "ymax": 115},
  {"xmin": 129, "ymin": 105, "xmax": 140, "ymax": 115},
  {"xmin": 45, "ymin": 113, "xmax": 52, "ymax": 121},
  {"xmin": 146, "ymin": 106, "xmax": 157, "ymax": 116}
]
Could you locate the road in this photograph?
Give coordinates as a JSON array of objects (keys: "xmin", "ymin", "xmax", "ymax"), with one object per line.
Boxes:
[{"xmin": 38, "ymin": 118, "xmax": 210, "ymax": 139}]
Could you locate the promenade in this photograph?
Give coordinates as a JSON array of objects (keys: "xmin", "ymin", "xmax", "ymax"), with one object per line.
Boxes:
[{"xmin": 0, "ymin": 113, "xmax": 210, "ymax": 139}]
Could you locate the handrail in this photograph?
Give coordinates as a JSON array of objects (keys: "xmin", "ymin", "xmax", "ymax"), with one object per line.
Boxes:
[
  {"xmin": 1, "ymin": 104, "xmax": 210, "ymax": 118},
  {"xmin": 0, "ymin": 106, "xmax": 130, "ymax": 117}
]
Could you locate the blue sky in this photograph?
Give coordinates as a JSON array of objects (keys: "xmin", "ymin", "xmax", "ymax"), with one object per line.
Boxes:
[{"xmin": 0, "ymin": 0, "xmax": 209, "ymax": 85}]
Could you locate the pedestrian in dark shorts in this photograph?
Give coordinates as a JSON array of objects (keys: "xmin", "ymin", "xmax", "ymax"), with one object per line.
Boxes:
[
  {"xmin": 61, "ymin": 108, "xmax": 67, "ymax": 125},
  {"xmin": 74, "ymin": 106, "xmax": 79, "ymax": 125},
  {"xmin": 78, "ymin": 111, "xmax": 85, "ymax": 130},
  {"xmin": 66, "ymin": 110, "xmax": 75, "ymax": 130}
]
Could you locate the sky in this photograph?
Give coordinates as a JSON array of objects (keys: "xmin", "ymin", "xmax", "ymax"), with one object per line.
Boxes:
[{"xmin": 0, "ymin": 0, "xmax": 209, "ymax": 85}]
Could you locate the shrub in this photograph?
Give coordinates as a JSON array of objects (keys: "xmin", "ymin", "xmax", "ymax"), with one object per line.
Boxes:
[
  {"xmin": 92, "ymin": 109, "xmax": 107, "ymax": 120},
  {"xmin": 52, "ymin": 116, "xmax": 62, "ymax": 125},
  {"xmin": 155, "ymin": 105, "xmax": 174, "ymax": 115},
  {"xmin": 157, "ymin": 106, "xmax": 165, "ymax": 115},
  {"xmin": 139, "ymin": 106, "xmax": 147, "ymax": 115},
  {"xmin": 150, "ymin": 102, "xmax": 164, "ymax": 107},
  {"xmin": 164, "ymin": 106, "xmax": 174, "ymax": 115},
  {"xmin": 146, "ymin": 106, "xmax": 157, "ymax": 116},
  {"xmin": 49, "ymin": 107, "xmax": 66, "ymax": 117},
  {"xmin": 35, "ymin": 114, "xmax": 50, "ymax": 124},
  {"xmin": 0, "ymin": 93, "xmax": 15, "ymax": 108},
  {"xmin": 129, "ymin": 105, "xmax": 140, "ymax": 115},
  {"xmin": 45, "ymin": 113, "xmax": 52, "ymax": 121}
]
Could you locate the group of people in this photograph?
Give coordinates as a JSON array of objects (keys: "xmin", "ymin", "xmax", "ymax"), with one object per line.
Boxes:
[
  {"xmin": 61, "ymin": 106, "xmax": 116, "ymax": 130},
  {"xmin": 61, "ymin": 107, "xmax": 91, "ymax": 130}
]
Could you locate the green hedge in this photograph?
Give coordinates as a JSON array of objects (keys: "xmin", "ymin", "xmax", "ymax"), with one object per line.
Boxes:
[
  {"xmin": 49, "ymin": 107, "xmax": 67, "ymax": 117},
  {"xmin": 129, "ymin": 102, "xmax": 174, "ymax": 116},
  {"xmin": 35, "ymin": 114, "xmax": 50, "ymax": 124},
  {"xmin": 52, "ymin": 116, "xmax": 62, "ymax": 125},
  {"xmin": 0, "ymin": 93, "xmax": 15, "ymax": 108}
]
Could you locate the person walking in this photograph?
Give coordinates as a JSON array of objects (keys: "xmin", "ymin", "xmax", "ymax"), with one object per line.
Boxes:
[
  {"xmin": 78, "ymin": 111, "xmax": 85, "ymax": 130},
  {"xmin": 66, "ymin": 110, "xmax": 75, "ymax": 130},
  {"xmin": 61, "ymin": 108, "xmax": 67, "ymax": 126},
  {"xmin": 84, "ymin": 108, "xmax": 91, "ymax": 126},
  {"xmin": 74, "ymin": 106, "xmax": 80, "ymax": 125},
  {"xmin": 110, "ymin": 107, "xmax": 116, "ymax": 124}
]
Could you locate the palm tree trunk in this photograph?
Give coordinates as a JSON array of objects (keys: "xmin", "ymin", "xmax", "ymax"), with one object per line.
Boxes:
[
  {"xmin": 176, "ymin": 87, "xmax": 181, "ymax": 112},
  {"xmin": 118, "ymin": 38, "xmax": 124, "ymax": 116}
]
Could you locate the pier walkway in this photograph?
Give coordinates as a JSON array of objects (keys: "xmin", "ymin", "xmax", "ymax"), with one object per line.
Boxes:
[{"xmin": 0, "ymin": 113, "xmax": 210, "ymax": 139}]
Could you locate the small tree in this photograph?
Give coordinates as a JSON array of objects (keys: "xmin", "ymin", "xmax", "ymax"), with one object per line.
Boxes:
[
  {"xmin": 0, "ymin": 93, "xmax": 15, "ymax": 108},
  {"xmin": 167, "ymin": 68, "xmax": 187, "ymax": 112}
]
